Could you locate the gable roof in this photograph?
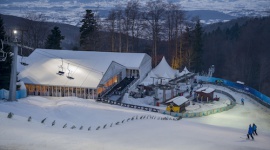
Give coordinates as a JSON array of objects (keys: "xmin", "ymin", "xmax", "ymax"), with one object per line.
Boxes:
[
  {"xmin": 166, "ymin": 96, "xmax": 188, "ymax": 106},
  {"xmin": 196, "ymin": 87, "xmax": 215, "ymax": 94}
]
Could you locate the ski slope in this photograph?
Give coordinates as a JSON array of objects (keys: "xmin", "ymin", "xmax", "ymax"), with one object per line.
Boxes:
[{"xmin": 0, "ymin": 85, "xmax": 270, "ymax": 150}]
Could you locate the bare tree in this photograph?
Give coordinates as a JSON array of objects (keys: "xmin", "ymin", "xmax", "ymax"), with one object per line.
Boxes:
[
  {"xmin": 165, "ymin": 3, "xmax": 184, "ymax": 69},
  {"xmin": 22, "ymin": 12, "xmax": 49, "ymax": 49},
  {"xmin": 123, "ymin": 0, "xmax": 141, "ymax": 52},
  {"xmin": 184, "ymin": 47, "xmax": 196, "ymax": 70},
  {"xmin": 106, "ymin": 9, "xmax": 117, "ymax": 52},
  {"xmin": 115, "ymin": 7, "xmax": 123, "ymax": 52},
  {"xmin": 142, "ymin": 0, "xmax": 166, "ymax": 66}
]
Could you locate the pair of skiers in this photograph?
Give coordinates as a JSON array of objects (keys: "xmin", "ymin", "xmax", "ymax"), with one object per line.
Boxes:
[{"xmin": 247, "ymin": 123, "xmax": 258, "ymax": 140}]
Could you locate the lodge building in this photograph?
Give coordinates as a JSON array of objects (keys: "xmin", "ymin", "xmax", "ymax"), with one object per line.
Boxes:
[{"xmin": 18, "ymin": 49, "xmax": 152, "ymax": 99}]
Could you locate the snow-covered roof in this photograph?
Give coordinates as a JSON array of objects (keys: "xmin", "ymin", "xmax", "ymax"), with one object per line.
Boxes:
[
  {"xmin": 140, "ymin": 57, "xmax": 178, "ymax": 85},
  {"xmin": 18, "ymin": 49, "xmax": 150, "ymax": 88},
  {"xmin": 179, "ymin": 66, "xmax": 190, "ymax": 76},
  {"xmin": 196, "ymin": 87, "xmax": 215, "ymax": 94},
  {"xmin": 152, "ymin": 56, "xmax": 177, "ymax": 79},
  {"xmin": 166, "ymin": 96, "xmax": 188, "ymax": 106}
]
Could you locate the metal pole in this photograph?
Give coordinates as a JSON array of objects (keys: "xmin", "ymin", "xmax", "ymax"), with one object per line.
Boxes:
[{"xmin": 9, "ymin": 41, "xmax": 18, "ymax": 101}]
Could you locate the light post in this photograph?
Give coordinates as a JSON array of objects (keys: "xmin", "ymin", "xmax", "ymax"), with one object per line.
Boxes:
[{"xmin": 8, "ymin": 30, "xmax": 19, "ymax": 101}]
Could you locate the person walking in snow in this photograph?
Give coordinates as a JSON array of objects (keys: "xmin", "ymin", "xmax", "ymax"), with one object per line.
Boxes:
[
  {"xmin": 253, "ymin": 123, "xmax": 258, "ymax": 135},
  {"xmin": 247, "ymin": 124, "xmax": 254, "ymax": 140},
  {"xmin": 241, "ymin": 98, "xmax": 244, "ymax": 105}
]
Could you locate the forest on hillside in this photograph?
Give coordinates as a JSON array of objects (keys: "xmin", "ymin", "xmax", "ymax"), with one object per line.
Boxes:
[{"xmin": 202, "ymin": 17, "xmax": 270, "ymax": 96}]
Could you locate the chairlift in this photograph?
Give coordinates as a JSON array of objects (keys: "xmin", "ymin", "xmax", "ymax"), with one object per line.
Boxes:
[
  {"xmin": 0, "ymin": 40, "xmax": 7, "ymax": 62},
  {"xmin": 57, "ymin": 58, "xmax": 65, "ymax": 75},
  {"xmin": 20, "ymin": 45, "xmax": 29, "ymax": 66},
  {"xmin": 66, "ymin": 63, "xmax": 74, "ymax": 80}
]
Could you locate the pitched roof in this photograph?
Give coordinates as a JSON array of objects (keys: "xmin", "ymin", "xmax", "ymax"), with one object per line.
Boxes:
[
  {"xmin": 196, "ymin": 87, "xmax": 215, "ymax": 93},
  {"xmin": 166, "ymin": 96, "xmax": 188, "ymax": 106},
  {"xmin": 152, "ymin": 56, "xmax": 177, "ymax": 79}
]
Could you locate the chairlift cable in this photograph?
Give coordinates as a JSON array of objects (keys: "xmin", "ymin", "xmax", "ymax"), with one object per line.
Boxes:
[{"xmin": 37, "ymin": 50, "xmax": 103, "ymax": 74}]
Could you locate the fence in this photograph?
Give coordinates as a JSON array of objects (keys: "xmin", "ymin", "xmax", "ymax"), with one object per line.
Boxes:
[
  {"xmin": 96, "ymin": 98, "xmax": 160, "ymax": 113},
  {"xmin": 196, "ymin": 76, "xmax": 270, "ymax": 108},
  {"xmin": 97, "ymin": 88, "xmax": 237, "ymax": 118}
]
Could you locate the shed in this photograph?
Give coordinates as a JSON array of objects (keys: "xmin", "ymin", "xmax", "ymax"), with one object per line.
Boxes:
[
  {"xmin": 195, "ymin": 87, "xmax": 215, "ymax": 102},
  {"xmin": 165, "ymin": 96, "xmax": 189, "ymax": 113}
]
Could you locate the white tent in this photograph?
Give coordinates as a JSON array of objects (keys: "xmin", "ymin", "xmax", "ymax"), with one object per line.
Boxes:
[
  {"xmin": 179, "ymin": 66, "xmax": 190, "ymax": 77},
  {"xmin": 141, "ymin": 70, "xmax": 158, "ymax": 85},
  {"xmin": 152, "ymin": 56, "xmax": 177, "ymax": 79},
  {"xmin": 141, "ymin": 57, "xmax": 179, "ymax": 85}
]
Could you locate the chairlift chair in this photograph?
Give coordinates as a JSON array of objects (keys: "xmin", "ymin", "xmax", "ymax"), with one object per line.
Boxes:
[
  {"xmin": 66, "ymin": 63, "xmax": 74, "ymax": 80},
  {"xmin": 57, "ymin": 58, "xmax": 65, "ymax": 75},
  {"xmin": 0, "ymin": 40, "xmax": 7, "ymax": 62},
  {"xmin": 20, "ymin": 57, "xmax": 29, "ymax": 66},
  {"xmin": 67, "ymin": 73, "xmax": 74, "ymax": 80}
]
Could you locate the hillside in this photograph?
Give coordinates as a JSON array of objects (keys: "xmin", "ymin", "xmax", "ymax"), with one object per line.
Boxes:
[
  {"xmin": 1, "ymin": 84, "xmax": 270, "ymax": 149},
  {"xmin": 202, "ymin": 16, "xmax": 270, "ymax": 97},
  {"xmin": 1, "ymin": 14, "xmax": 80, "ymax": 50}
]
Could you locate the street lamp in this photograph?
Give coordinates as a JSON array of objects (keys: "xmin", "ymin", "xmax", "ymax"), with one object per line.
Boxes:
[{"xmin": 8, "ymin": 29, "xmax": 19, "ymax": 101}]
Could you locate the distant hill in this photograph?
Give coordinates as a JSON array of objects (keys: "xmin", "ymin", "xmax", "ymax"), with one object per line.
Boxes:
[
  {"xmin": 1, "ymin": 14, "xmax": 80, "ymax": 50},
  {"xmin": 185, "ymin": 10, "xmax": 236, "ymax": 23}
]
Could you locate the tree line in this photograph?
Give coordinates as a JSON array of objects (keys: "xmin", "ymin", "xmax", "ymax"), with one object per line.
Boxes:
[
  {"xmin": 79, "ymin": 0, "xmax": 203, "ymax": 71},
  {"xmin": 202, "ymin": 17, "xmax": 270, "ymax": 96}
]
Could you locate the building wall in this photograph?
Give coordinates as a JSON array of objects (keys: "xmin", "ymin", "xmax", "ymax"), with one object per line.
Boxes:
[
  {"xmin": 138, "ymin": 55, "xmax": 152, "ymax": 82},
  {"xmin": 25, "ymin": 84, "xmax": 96, "ymax": 99}
]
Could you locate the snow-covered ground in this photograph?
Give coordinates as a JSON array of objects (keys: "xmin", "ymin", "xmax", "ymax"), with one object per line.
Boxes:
[{"xmin": 0, "ymin": 84, "xmax": 270, "ymax": 150}]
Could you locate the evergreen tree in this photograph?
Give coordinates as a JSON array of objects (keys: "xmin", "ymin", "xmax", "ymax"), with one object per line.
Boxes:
[
  {"xmin": 0, "ymin": 15, "xmax": 5, "ymax": 40},
  {"xmin": 192, "ymin": 19, "xmax": 203, "ymax": 73},
  {"xmin": 0, "ymin": 15, "xmax": 11, "ymax": 90},
  {"xmin": 80, "ymin": 9, "xmax": 99, "ymax": 50},
  {"xmin": 45, "ymin": 26, "xmax": 64, "ymax": 49}
]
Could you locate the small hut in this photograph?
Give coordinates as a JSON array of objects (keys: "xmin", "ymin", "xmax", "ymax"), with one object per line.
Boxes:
[
  {"xmin": 195, "ymin": 87, "xmax": 215, "ymax": 102},
  {"xmin": 165, "ymin": 96, "xmax": 189, "ymax": 113}
]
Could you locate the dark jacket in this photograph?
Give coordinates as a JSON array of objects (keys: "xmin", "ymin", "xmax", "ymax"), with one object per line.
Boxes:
[
  {"xmin": 248, "ymin": 125, "xmax": 253, "ymax": 134},
  {"xmin": 253, "ymin": 124, "xmax": 257, "ymax": 130}
]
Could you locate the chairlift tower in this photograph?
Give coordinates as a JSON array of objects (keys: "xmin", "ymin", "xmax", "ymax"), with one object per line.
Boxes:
[{"xmin": 8, "ymin": 30, "xmax": 19, "ymax": 101}]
